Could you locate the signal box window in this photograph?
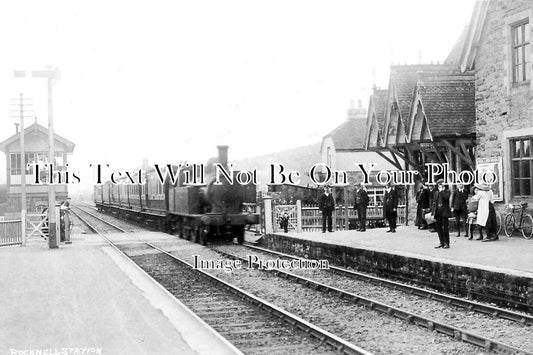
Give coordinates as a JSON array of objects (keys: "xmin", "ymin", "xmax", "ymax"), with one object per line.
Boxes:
[{"xmin": 10, "ymin": 154, "xmax": 21, "ymax": 175}]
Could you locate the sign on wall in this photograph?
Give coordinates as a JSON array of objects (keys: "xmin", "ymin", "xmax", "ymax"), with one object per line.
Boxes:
[{"xmin": 476, "ymin": 157, "xmax": 503, "ymax": 201}]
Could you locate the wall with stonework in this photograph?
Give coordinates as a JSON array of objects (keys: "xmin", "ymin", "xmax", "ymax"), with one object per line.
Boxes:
[{"xmin": 475, "ymin": 0, "xmax": 533, "ymax": 205}]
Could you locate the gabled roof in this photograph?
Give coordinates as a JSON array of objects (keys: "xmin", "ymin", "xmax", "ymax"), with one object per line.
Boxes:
[
  {"xmin": 0, "ymin": 122, "xmax": 75, "ymax": 153},
  {"xmin": 458, "ymin": 0, "xmax": 490, "ymax": 72},
  {"xmin": 383, "ymin": 64, "xmax": 455, "ymax": 146},
  {"xmin": 364, "ymin": 88, "xmax": 388, "ymax": 149},
  {"xmin": 367, "ymin": 64, "xmax": 475, "ymax": 149}
]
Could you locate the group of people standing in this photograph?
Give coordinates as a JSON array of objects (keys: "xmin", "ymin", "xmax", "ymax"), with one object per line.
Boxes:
[
  {"xmin": 416, "ymin": 179, "xmax": 499, "ymax": 249},
  {"xmin": 316, "ymin": 179, "xmax": 499, "ymax": 248},
  {"xmin": 318, "ymin": 182, "xmax": 398, "ymax": 233}
]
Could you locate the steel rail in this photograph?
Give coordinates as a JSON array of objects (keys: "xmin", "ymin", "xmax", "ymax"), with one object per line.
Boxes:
[
  {"xmin": 213, "ymin": 246, "xmax": 532, "ymax": 355},
  {"xmin": 147, "ymin": 242, "xmax": 372, "ymax": 355},
  {"xmin": 73, "ymin": 206, "xmax": 372, "ymax": 355},
  {"xmin": 244, "ymin": 243, "xmax": 533, "ymax": 326},
  {"xmin": 71, "ymin": 205, "xmax": 244, "ymax": 355},
  {"xmin": 71, "ymin": 205, "xmax": 128, "ymax": 233}
]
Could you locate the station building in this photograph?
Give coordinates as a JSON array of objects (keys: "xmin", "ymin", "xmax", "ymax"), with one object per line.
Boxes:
[
  {"xmin": 457, "ymin": 0, "xmax": 533, "ymax": 206},
  {"xmin": 363, "ymin": 0, "xmax": 533, "ymax": 223},
  {"xmin": 0, "ymin": 121, "xmax": 75, "ymax": 213},
  {"xmin": 364, "ymin": 64, "xmax": 476, "ymax": 222}
]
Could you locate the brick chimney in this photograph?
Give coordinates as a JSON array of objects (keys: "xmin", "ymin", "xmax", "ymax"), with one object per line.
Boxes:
[{"xmin": 347, "ymin": 99, "xmax": 366, "ymax": 120}]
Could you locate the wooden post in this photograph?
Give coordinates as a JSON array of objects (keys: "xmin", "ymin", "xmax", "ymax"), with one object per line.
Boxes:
[
  {"xmin": 296, "ymin": 200, "xmax": 302, "ymax": 233},
  {"xmin": 64, "ymin": 209, "xmax": 71, "ymax": 244},
  {"xmin": 264, "ymin": 196, "xmax": 273, "ymax": 234},
  {"xmin": 55, "ymin": 204, "xmax": 61, "ymax": 243},
  {"xmin": 332, "ymin": 187, "xmax": 337, "ymax": 231},
  {"xmin": 343, "ymin": 186, "xmax": 349, "ymax": 230}
]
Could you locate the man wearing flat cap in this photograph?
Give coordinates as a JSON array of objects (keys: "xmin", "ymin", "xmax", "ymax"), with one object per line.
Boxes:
[{"xmin": 431, "ymin": 178, "xmax": 451, "ymax": 248}]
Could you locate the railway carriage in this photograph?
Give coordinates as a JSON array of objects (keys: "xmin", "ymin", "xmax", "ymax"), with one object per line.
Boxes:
[{"xmin": 94, "ymin": 146, "xmax": 259, "ymax": 244}]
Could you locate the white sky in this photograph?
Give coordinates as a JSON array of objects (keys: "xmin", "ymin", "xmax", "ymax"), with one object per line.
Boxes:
[{"xmin": 0, "ymin": 0, "xmax": 476, "ymax": 190}]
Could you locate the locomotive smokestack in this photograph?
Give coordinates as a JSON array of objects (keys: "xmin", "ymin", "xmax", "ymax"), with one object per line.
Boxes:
[{"xmin": 217, "ymin": 145, "xmax": 229, "ymax": 168}]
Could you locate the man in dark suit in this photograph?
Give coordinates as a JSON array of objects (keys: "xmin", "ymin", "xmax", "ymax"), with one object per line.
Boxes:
[
  {"xmin": 354, "ymin": 182, "xmax": 369, "ymax": 232},
  {"xmin": 319, "ymin": 186, "xmax": 335, "ymax": 233},
  {"xmin": 383, "ymin": 182, "xmax": 398, "ymax": 233},
  {"xmin": 451, "ymin": 184, "xmax": 469, "ymax": 237},
  {"xmin": 416, "ymin": 182, "xmax": 431, "ymax": 229},
  {"xmin": 428, "ymin": 183, "xmax": 439, "ymax": 232},
  {"xmin": 432, "ymin": 179, "xmax": 451, "ymax": 249}
]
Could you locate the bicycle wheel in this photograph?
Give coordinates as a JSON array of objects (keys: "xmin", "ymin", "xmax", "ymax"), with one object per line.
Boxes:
[
  {"xmin": 495, "ymin": 212, "xmax": 502, "ymax": 236},
  {"xmin": 520, "ymin": 213, "xmax": 533, "ymax": 240},
  {"xmin": 504, "ymin": 214, "xmax": 515, "ymax": 237}
]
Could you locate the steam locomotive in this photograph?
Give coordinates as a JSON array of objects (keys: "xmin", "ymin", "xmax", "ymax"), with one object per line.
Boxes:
[{"xmin": 94, "ymin": 146, "xmax": 259, "ymax": 244}]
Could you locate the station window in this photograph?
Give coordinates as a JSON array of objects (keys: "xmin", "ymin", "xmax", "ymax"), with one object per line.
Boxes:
[
  {"xmin": 511, "ymin": 20, "xmax": 530, "ymax": 83},
  {"xmin": 510, "ymin": 137, "xmax": 532, "ymax": 197}
]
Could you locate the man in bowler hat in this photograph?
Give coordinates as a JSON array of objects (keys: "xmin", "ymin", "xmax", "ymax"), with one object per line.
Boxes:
[
  {"xmin": 432, "ymin": 179, "xmax": 451, "ymax": 248},
  {"xmin": 354, "ymin": 182, "xmax": 369, "ymax": 232},
  {"xmin": 319, "ymin": 186, "xmax": 335, "ymax": 233}
]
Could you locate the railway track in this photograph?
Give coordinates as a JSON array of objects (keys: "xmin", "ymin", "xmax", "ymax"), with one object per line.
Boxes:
[
  {"xmin": 71, "ymin": 205, "xmax": 137, "ymax": 233},
  {"xmin": 208, "ymin": 244, "xmax": 533, "ymax": 355},
  {"xmin": 240, "ymin": 244, "xmax": 533, "ymax": 324},
  {"xmin": 71, "ymin": 205, "xmax": 532, "ymax": 353},
  {"xmin": 71, "ymin": 205, "xmax": 371, "ymax": 355}
]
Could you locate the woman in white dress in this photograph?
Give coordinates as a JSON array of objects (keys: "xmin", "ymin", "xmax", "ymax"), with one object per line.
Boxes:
[{"xmin": 475, "ymin": 183, "xmax": 498, "ymax": 241}]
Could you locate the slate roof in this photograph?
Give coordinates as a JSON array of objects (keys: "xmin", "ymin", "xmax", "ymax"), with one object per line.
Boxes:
[
  {"xmin": 372, "ymin": 89, "xmax": 388, "ymax": 132},
  {"xmin": 367, "ymin": 64, "xmax": 475, "ymax": 147},
  {"xmin": 390, "ymin": 64, "xmax": 463, "ymax": 133},
  {"xmin": 417, "ymin": 71, "xmax": 475, "ymax": 137}
]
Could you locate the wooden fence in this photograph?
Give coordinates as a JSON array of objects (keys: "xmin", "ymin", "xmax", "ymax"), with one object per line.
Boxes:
[
  {"xmin": 0, "ymin": 213, "xmax": 49, "ymax": 246},
  {"xmin": 0, "ymin": 220, "xmax": 22, "ymax": 246}
]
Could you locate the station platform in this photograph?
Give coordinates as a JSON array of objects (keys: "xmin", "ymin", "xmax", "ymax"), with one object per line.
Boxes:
[
  {"xmin": 257, "ymin": 226, "xmax": 533, "ymax": 312},
  {"xmin": 0, "ymin": 232, "xmax": 239, "ymax": 355},
  {"xmin": 262, "ymin": 226, "xmax": 533, "ymax": 276}
]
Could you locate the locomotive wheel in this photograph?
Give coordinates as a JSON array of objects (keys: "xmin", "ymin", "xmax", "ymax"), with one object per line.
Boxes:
[
  {"xmin": 193, "ymin": 227, "xmax": 200, "ymax": 244},
  {"xmin": 233, "ymin": 226, "xmax": 245, "ymax": 244},
  {"xmin": 199, "ymin": 227, "xmax": 208, "ymax": 246}
]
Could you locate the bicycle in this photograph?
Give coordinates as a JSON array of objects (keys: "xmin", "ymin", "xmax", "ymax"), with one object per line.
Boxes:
[
  {"xmin": 495, "ymin": 212, "xmax": 502, "ymax": 236},
  {"xmin": 503, "ymin": 202, "xmax": 533, "ymax": 239}
]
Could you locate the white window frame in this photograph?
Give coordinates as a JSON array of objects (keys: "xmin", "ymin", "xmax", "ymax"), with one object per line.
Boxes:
[{"xmin": 504, "ymin": 10, "xmax": 533, "ymax": 93}]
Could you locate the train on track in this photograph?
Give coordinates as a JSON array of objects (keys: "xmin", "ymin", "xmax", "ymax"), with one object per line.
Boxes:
[{"xmin": 94, "ymin": 146, "xmax": 259, "ymax": 244}]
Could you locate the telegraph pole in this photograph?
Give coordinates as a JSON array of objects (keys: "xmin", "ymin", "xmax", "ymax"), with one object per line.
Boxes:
[
  {"xmin": 14, "ymin": 68, "xmax": 61, "ymax": 249},
  {"xmin": 10, "ymin": 94, "xmax": 32, "ymax": 247},
  {"xmin": 19, "ymin": 93, "xmax": 26, "ymax": 247}
]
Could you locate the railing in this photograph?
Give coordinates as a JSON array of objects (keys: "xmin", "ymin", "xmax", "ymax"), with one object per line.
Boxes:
[
  {"xmin": 270, "ymin": 202, "xmax": 406, "ymax": 233},
  {"xmin": 0, "ymin": 220, "xmax": 22, "ymax": 246},
  {"xmin": 274, "ymin": 204, "xmax": 299, "ymax": 233}
]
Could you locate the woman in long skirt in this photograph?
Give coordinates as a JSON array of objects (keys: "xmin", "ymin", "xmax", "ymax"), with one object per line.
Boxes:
[{"xmin": 474, "ymin": 183, "xmax": 498, "ymax": 242}]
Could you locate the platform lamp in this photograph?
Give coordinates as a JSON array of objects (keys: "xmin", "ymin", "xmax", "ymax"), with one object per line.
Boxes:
[{"xmin": 14, "ymin": 68, "xmax": 61, "ymax": 249}]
